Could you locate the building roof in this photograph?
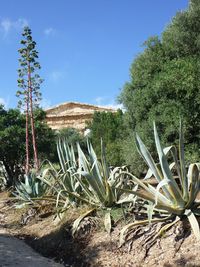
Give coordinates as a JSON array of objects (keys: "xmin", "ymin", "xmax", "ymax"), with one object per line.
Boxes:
[{"xmin": 45, "ymin": 101, "xmax": 116, "ymax": 118}]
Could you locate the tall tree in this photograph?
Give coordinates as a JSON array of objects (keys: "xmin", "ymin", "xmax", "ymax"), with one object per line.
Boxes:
[
  {"xmin": 119, "ymin": 0, "xmax": 200, "ymax": 174},
  {"xmin": 17, "ymin": 26, "xmax": 43, "ymax": 173}
]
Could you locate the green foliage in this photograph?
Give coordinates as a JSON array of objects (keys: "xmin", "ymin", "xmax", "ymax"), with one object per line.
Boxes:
[
  {"xmin": 0, "ymin": 105, "xmax": 56, "ymax": 186},
  {"xmin": 87, "ymin": 110, "xmax": 126, "ymax": 166},
  {"xmin": 34, "ymin": 108, "xmax": 57, "ymax": 162},
  {"xmin": 162, "ymin": 0, "xmax": 200, "ymax": 58},
  {"xmin": 55, "ymin": 127, "xmax": 86, "ymax": 151},
  {"xmin": 119, "ymin": 0, "xmax": 200, "ymax": 173},
  {"xmin": 0, "ymin": 105, "xmax": 26, "ymax": 186}
]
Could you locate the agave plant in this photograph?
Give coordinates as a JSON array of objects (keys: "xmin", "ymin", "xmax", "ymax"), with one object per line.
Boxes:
[
  {"xmin": 0, "ymin": 161, "xmax": 7, "ymax": 189},
  {"xmin": 75, "ymin": 140, "xmax": 133, "ymax": 207},
  {"xmin": 40, "ymin": 139, "xmax": 83, "ymax": 211},
  {"xmin": 119, "ymin": 121, "xmax": 200, "ymax": 246},
  {"xmin": 14, "ymin": 171, "xmax": 47, "ymax": 204},
  {"xmin": 71, "ymin": 140, "xmax": 138, "ymax": 233},
  {"xmin": 56, "ymin": 138, "xmax": 81, "ymax": 195},
  {"xmin": 43, "ymin": 138, "xmax": 137, "ymax": 233}
]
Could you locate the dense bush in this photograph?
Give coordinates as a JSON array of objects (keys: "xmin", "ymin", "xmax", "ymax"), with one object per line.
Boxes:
[
  {"xmin": 87, "ymin": 109, "xmax": 126, "ymax": 166},
  {"xmin": 0, "ymin": 105, "xmax": 56, "ymax": 186}
]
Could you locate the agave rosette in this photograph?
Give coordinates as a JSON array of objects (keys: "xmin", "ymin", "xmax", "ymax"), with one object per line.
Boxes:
[
  {"xmin": 119, "ymin": 121, "xmax": 200, "ymax": 246},
  {"xmin": 76, "ymin": 140, "xmax": 136, "ymax": 208},
  {"xmin": 14, "ymin": 171, "xmax": 47, "ymax": 203}
]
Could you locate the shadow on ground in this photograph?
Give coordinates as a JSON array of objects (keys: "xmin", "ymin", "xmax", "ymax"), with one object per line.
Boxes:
[
  {"xmin": 20, "ymin": 222, "xmax": 98, "ymax": 267},
  {"xmin": 0, "ymin": 233, "xmax": 63, "ymax": 267}
]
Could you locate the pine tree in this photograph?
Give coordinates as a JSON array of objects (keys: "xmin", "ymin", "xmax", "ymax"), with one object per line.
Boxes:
[{"xmin": 17, "ymin": 26, "xmax": 43, "ymax": 173}]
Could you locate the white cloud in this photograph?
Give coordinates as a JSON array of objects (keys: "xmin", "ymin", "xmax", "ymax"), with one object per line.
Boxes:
[
  {"xmin": 104, "ymin": 103, "xmax": 124, "ymax": 110},
  {"xmin": 94, "ymin": 97, "xmax": 124, "ymax": 111},
  {"xmin": 95, "ymin": 97, "xmax": 104, "ymax": 106},
  {"xmin": 0, "ymin": 97, "xmax": 6, "ymax": 105},
  {"xmin": 49, "ymin": 70, "xmax": 64, "ymax": 82},
  {"xmin": 44, "ymin": 27, "xmax": 55, "ymax": 36},
  {"xmin": 0, "ymin": 97, "xmax": 8, "ymax": 108},
  {"xmin": 0, "ymin": 18, "xmax": 28, "ymax": 37},
  {"xmin": 14, "ymin": 18, "xmax": 28, "ymax": 30},
  {"xmin": 1, "ymin": 19, "xmax": 12, "ymax": 35}
]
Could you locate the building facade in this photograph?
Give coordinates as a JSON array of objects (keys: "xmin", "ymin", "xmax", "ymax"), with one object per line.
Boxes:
[{"xmin": 45, "ymin": 102, "xmax": 116, "ymax": 132}]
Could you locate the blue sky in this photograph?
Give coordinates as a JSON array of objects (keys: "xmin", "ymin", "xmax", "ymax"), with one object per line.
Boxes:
[{"xmin": 0, "ymin": 0, "xmax": 188, "ymax": 109}]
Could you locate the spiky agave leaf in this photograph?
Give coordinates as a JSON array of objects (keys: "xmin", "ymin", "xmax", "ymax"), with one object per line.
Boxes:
[
  {"xmin": 185, "ymin": 209, "xmax": 200, "ymax": 241},
  {"xmin": 72, "ymin": 208, "xmax": 96, "ymax": 236},
  {"xmin": 76, "ymin": 141, "xmax": 131, "ymax": 208},
  {"xmin": 104, "ymin": 209, "xmax": 112, "ymax": 234},
  {"xmin": 153, "ymin": 122, "xmax": 184, "ymax": 207},
  {"xmin": 119, "ymin": 215, "xmax": 173, "ymax": 247},
  {"xmin": 186, "ymin": 163, "xmax": 200, "ymax": 208}
]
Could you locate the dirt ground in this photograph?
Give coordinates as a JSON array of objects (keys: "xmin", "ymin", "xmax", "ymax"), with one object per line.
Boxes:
[{"xmin": 1, "ymin": 191, "xmax": 200, "ymax": 267}]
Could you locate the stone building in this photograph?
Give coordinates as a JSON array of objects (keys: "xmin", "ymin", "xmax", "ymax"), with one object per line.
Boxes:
[{"xmin": 45, "ymin": 102, "xmax": 116, "ymax": 132}]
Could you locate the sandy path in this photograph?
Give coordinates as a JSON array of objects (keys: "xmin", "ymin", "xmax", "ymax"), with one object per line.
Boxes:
[{"xmin": 0, "ymin": 230, "xmax": 64, "ymax": 267}]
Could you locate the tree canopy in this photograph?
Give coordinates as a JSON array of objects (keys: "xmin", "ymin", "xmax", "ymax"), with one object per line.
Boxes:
[
  {"xmin": 0, "ymin": 106, "xmax": 56, "ymax": 186},
  {"xmin": 87, "ymin": 110, "xmax": 126, "ymax": 166},
  {"xmin": 119, "ymin": 0, "xmax": 200, "ymax": 173}
]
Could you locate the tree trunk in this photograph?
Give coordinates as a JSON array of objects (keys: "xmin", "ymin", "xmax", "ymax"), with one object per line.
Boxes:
[
  {"xmin": 28, "ymin": 62, "xmax": 39, "ymax": 172},
  {"xmin": 25, "ymin": 87, "xmax": 30, "ymax": 175}
]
